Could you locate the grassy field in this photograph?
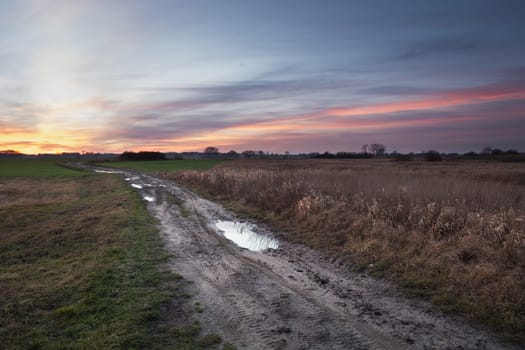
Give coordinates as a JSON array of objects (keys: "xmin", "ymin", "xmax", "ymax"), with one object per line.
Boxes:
[
  {"xmin": 0, "ymin": 161, "xmax": 225, "ymax": 349},
  {"xmin": 101, "ymin": 159, "xmax": 223, "ymax": 173},
  {"xmin": 164, "ymin": 158, "xmax": 525, "ymax": 341},
  {"xmin": 0, "ymin": 158, "xmax": 84, "ymax": 177}
]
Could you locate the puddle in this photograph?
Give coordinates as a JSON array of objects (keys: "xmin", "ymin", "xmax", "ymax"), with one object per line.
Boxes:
[
  {"xmin": 125, "ymin": 177, "xmax": 131, "ymax": 181},
  {"xmin": 215, "ymin": 220, "xmax": 279, "ymax": 251},
  {"xmin": 143, "ymin": 195, "xmax": 155, "ymax": 202},
  {"xmin": 95, "ymin": 169, "xmax": 119, "ymax": 174},
  {"xmin": 131, "ymin": 184, "xmax": 143, "ymax": 189}
]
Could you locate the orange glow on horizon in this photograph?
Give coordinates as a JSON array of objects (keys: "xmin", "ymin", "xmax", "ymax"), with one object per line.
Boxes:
[
  {"xmin": 2, "ymin": 85, "xmax": 524, "ymax": 154},
  {"xmin": 211, "ymin": 87, "xmax": 525, "ymax": 136}
]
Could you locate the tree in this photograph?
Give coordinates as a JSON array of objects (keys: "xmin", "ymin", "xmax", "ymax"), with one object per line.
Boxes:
[
  {"xmin": 204, "ymin": 146, "xmax": 219, "ymax": 154},
  {"xmin": 481, "ymin": 146, "xmax": 492, "ymax": 155},
  {"xmin": 119, "ymin": 151, "xmax": 166, "ymax": 161},
  {"xmin": 424, "ymin": 150, "xmax": 442, "ymax": 162},
  {"xmin": 361, "ymin": 144, "xmax": 368, "ymax": 154},
  {"xmin": 226, "ymin": 150, "xmax": 239, "ymax": 158},
  {"xmin": 368, "ymin": 143, "xmax": 386, "ymax": 156},
  {"xmin": 242, "ymin": 150, "xmax": 256, "ymax": 158}
]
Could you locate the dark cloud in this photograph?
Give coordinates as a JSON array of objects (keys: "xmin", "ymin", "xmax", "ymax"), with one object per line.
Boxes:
[
  {"xmin": 502, "ymin": 66, "xmax": 525, "ymax": 81},
  {"xmin": 153, "ymin": 78, "xmax": 356, "ymax": 108},
  {"xmin": 97, "ymin": 112, "xmax": 253, "ymax": 143},
  {"xmin": 358, "ymin": 85, "xmax": 437, "ymax": 96}
]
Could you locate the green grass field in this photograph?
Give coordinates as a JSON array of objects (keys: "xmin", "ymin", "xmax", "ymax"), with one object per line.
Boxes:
[
  {"xmin": 101, "ymin": 159, "xmax": 223, "ymax": 172},
  {"xmin": 0, "ymin": 160, "xmax": 222, "ymax": 349},
  {"xmin": 0, "ymin": 158, "xmax": 83, "ymax": 177}
]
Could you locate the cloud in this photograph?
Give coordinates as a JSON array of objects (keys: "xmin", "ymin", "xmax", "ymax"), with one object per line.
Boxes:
[
  {"xmin": 139, "ymin": 77, "xmax": 356, "ymax": 108},
  {"xmin": 79, "ymin": 78, "xmax": 525, "ymax": 153},
  {"xmin": 0, "ymin": 140, "xmax": 80, "ymax": 152},
  {"xmin": 358, "ymin": 85, "xmax": 438, "ymax": 96},
  {"xmin": 0, "ymin": 102, "xmax": 42, "ymax": 129},
  {"xmin": 0, "ymin": 123, "xmax": 34, "ymax": 134},
  {"xmin": 399, "ymin": 37, "xmax": 479, "ymax": 59},
  {"xmin": 3, "ymin": 61, "xmax": 524, "ymax": 154}
]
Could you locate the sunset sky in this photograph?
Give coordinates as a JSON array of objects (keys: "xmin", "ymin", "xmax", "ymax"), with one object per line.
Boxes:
[{"xmin": 1, "ymin": 0, "xmax": 524, "ymax": 154}]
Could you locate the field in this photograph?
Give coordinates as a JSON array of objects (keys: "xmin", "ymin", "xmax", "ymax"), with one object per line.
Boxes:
[
  {"xmin": 0, "ymin": 160, "xmax": 221, "ymax": 349},
  {"xmin": 163, "ymin": 158, "xmax": 525, "ymax": 340},
  {"xmin": 0, "ymin": 158, "xmax": 84, "ymax": 177},
  {"xmin": 101, "ymin": 159, "xmax": 223, "ymax": 172}
]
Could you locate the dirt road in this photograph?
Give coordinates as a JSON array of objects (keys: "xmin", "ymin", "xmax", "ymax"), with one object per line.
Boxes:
[{"xmin": 88, "ymin": 166, "xmax": 521, "ymax": 350}]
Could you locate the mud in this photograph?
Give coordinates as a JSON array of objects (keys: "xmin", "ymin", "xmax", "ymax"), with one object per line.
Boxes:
[{"xmin": 83, "ymin": 164, "xmax": 522, "ymax": 350}]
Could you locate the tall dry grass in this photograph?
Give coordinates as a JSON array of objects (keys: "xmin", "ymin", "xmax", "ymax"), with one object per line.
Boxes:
[{"xmin": 161, "ymin": 159, "xmax": 525, "ymax": 339}]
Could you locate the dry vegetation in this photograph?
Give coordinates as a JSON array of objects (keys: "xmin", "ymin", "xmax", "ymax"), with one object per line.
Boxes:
[{"xmin": 162, "ymin": 159, "xmax": 525, "ymax": 340}]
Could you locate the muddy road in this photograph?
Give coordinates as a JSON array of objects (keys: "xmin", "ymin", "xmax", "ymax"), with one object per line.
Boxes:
[{"xmin": 87, "ymin": 165, "xmax": 520, "ymax": 350}]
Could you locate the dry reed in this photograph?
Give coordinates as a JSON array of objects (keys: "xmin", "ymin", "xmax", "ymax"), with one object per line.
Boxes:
[{"xmin": 161, "ymin": 159, "xmax": 525, "ymax": 339}]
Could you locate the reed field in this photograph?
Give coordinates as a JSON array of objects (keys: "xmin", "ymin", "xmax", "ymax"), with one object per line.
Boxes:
[{"xmin": 162, "ymin": 158, "xmax": 525, "ymax": 340}]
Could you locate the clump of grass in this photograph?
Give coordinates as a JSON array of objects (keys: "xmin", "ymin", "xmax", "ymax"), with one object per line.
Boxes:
[
  {"xmin": 0, "ymin": 175, "xmax": 206, "ymax": 349},
  {"xmin": 222, "ymin": 343, "xmax": 236, "ymax": 350},
  {"xmin": 199, "ymin": 333, "xmax": 222, "ymax": 347},
  {"xmin": 163, "ymin": 159, "xmax": 525, "ymax": 341}
]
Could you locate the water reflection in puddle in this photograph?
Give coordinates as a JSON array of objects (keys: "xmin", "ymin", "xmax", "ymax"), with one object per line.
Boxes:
[
  {"xmin": 215, "ymin": 220, "xmax": 278, "ymax": 251},
  {"xmin": 131, "ymin": 184, "xmax": 143, "ymax": 189},
  {"xmin": 143, "ymin": 195, "xmax": 155, "ymax": 202},
  {"xmin": 94, "ymin": 169, "xmax": 119, "ymax": 174}
]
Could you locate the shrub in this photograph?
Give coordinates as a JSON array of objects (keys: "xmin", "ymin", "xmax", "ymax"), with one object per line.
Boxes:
[
  {"xmin": 424, "ymin": 150, "xmax": 442, "ymax": 162},
  {"xmin": 119, "ymin": 151, "xmax": 166, "ymax": 161}
]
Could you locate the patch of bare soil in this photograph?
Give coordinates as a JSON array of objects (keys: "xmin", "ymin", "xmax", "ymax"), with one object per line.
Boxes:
[{"xmin": 84, "ymin": 165, "xmax": 522, "ymax": 350}]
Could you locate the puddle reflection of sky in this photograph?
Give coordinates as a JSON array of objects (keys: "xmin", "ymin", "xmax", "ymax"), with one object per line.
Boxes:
[{"xmin": 215, "ymin": 220, "xmax": 278, "ymax": 252}]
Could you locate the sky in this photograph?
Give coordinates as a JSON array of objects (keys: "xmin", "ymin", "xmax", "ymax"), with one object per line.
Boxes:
[{"xmin": 1, "ymin": 0, "xmax": 524, "ymax": 154}]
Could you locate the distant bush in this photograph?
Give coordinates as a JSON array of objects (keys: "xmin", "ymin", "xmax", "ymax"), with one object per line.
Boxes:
[
  {"xmin": 424, "ymin": 150, "xmax": 442, "ymax": 162},
  {"xmin": 119, "ymin": 151, "xmax": 166, "ymax": 161},
  {"xmin": 314, "ymin": 152, "xmax": 372, "ymax": 159},
  {"xmin": 491, "ymin": 149, "xmax": 520, "ymax": 156}
]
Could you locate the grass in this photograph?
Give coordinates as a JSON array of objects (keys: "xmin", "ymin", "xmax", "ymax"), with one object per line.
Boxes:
[
  {"xmin": 0, "ymin": 159, "xmax": 84, "ymax": 177},
  {"xmin": 101, "ymin": 159, "xmax": 223, "ymax": 173},
  {"xmin": 0, "ymin": 169, "xmax": 225, "ymax": 348},
  {"xmin": 164, "ymin": 158, "xmax": 525, "ymax": 342}
]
